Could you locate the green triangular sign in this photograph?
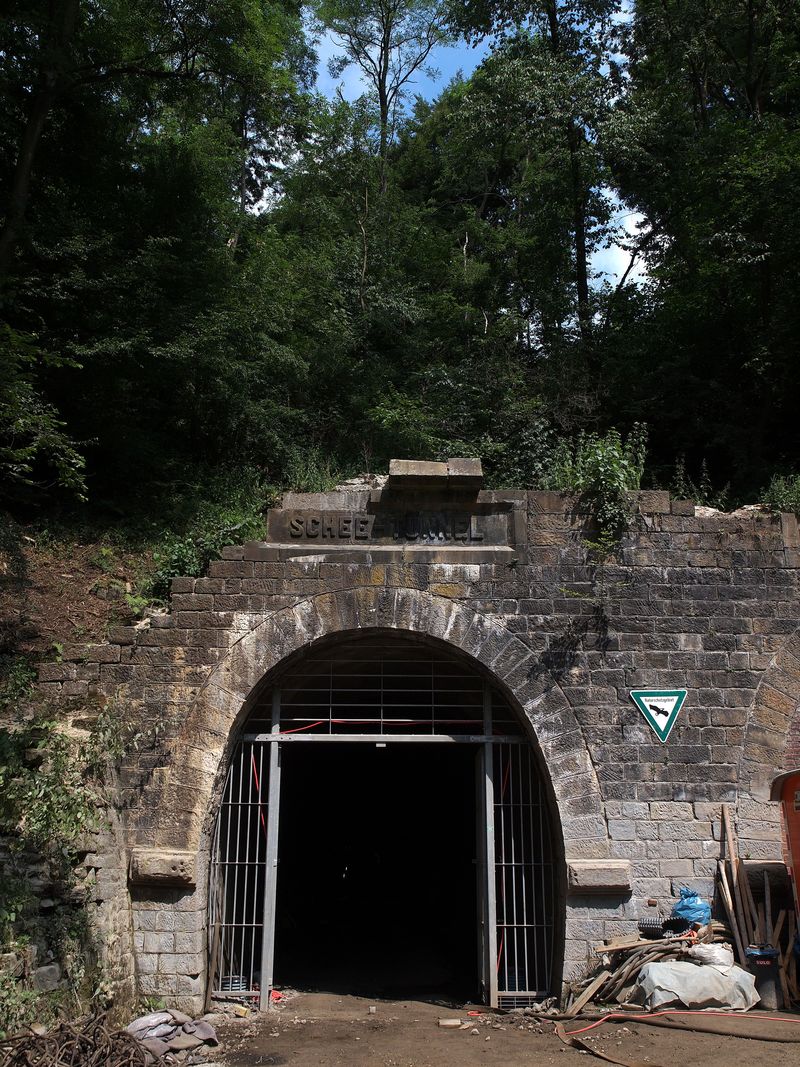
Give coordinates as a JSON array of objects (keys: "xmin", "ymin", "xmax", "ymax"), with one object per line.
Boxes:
[{"xmin": 630, "ymin": 689, "xmax": 687, "ymax": 743}]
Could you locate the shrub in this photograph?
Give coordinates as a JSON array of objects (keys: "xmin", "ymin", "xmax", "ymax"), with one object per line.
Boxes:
[
  {"xmin": 543, "ymin": 424, "xmax": 648, "ymax": 541},
  {"xmin": 762, "ymin": 472, "xmax": 800, "ymax": 514}
]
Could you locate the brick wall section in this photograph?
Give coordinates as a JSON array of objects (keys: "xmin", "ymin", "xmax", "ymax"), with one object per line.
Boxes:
[{"xmin": 34, "ymin": 492, "xmax": 800, "ymax": 1011}]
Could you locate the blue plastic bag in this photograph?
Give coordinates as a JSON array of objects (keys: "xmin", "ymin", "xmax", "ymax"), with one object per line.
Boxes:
[{"xmin": 671, "ymin": 887, "xmax": 711, "ymax": 926}]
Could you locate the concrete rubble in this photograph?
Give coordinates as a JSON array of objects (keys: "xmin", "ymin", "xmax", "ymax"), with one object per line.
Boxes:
[{"xmin": 126, "ymin": 1009, "xmax": 219, "ymax": 1064}]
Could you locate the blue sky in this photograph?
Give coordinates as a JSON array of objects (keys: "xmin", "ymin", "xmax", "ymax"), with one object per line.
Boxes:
[
  {"xmin": 312, "ymin": 31, "xmax": 646, "ymax": 286},
  {"xmin": 313, "ymin": 32, "xmax": 491, "ymax": 103}
]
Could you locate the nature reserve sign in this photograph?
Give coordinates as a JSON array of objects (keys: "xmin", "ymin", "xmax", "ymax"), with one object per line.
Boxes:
[{"xmin": 629, "ymin": 689, "xmax": 688, "ymax": 742}]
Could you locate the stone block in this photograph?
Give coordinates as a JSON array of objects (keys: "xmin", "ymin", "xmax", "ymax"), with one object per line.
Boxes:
[
  {"xmin": 32, "ymin": 964, "xmax": 61, "ymax": 991},
  {"xmin": 607, "ymin": 820, "xmax": 636, "ymax": 841},
  {"xmin": 671, "ymin": 499, "xmax": 696, "ymax": 516},
  {"xmin": 62, "ymin": 680, "xmax": 88, "ymax": 697},
  {"xmin": 108, "ymin": 626, "xmax": 137, "ymax": 644},
  {"xmin": 37, "ymin": 662, "xmax": 76, "ymax": 682},
  {"xmin": 85, "ymin": 644, "xmax": 121, "ymax": 663},
  {"xmin": 176, "ymin": 973, "xmax": 203, "ymax": 997},
  {"xmin": 388, "ymin": 459, "xmax": 448, "ymax": 482},
  {"xmin": 143, "ymin": 931, "xmax": 175, "ymax": 953},
  {"xmin": 649, "ymin": 802, "xmax": 693, "ymax": 820},
  {"xmin": 129, "ymin": 849, "xmax": 196, "ymax": 887},
  {"xmin": 567, "ymin": 860, "xmax": 632, "ymax": 893},
  {"xmin": 634, "ymin": 491, "xmax": 671, "ymax": 514},
  {"xmin": 170, "ymin": 577, "xmax": 196, "ymax": 594},
  {"xmin": 446, "ymin": 457, "xmax": 483, "ymax": 486},
  {"xmin": 781, "ymin": 513, "xmax": 799, "ymax": 548}
]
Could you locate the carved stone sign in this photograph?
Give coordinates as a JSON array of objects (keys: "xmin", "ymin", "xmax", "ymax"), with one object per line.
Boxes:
[{"xmin": 267, "ymin": 508, "xmax": 507, "ymax": 545}]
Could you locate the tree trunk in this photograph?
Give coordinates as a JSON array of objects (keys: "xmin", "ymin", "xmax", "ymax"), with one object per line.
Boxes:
[
  {"xmin": 0, "ymin": 86, "xmax": 58, "ymax": 279},
  {"xmin": 567, "ymin": 121, "xmax": 593, "ymax": 353},
  {"xmin": 0, "ymin": 0, "xmax": 80, "ymax": 282},
  {"xmin": 544, "ymin": 1, "xmax": 594, "ymax": 360}
]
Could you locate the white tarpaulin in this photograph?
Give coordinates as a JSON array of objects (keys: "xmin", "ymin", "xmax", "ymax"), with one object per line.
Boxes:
[{"xmin": 634, "ymin": 960, "xmax": 760, "ymax": 1011}]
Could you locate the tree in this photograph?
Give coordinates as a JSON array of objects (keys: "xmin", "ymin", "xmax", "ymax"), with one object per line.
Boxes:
[
  {"xmin": 0, "ymin": 0, "xmax": 313, "ymax": 503},
  {"xmin": 448, "ymin": 0, "xmax": 618, "ymax": 355},
  {"xmin": 0, "ymin": 0, "xmax": 312, "ymax": 279},
  {"xmin": 601, "ymin": 0, "xmax": 800, "ymax": 489},
  {"xmin": 314, "ymin": 0, "xmax": 451, "ymax": 163}
]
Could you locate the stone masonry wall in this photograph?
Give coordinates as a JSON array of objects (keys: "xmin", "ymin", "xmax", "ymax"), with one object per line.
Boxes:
[{"xmin": 35, "ymin": 485, "xmax": 800, "ymax": 1013}]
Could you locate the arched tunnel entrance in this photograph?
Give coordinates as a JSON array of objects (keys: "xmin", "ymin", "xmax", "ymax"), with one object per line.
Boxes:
[{"xmin": 208, "ymin": 634, "xmax": 559, "ymax": 1009}]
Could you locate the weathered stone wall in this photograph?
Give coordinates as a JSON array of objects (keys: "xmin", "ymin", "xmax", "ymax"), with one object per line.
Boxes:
[{"xmin": 35, "ymin": 480, "xmax": 800, "ymax": 1014}]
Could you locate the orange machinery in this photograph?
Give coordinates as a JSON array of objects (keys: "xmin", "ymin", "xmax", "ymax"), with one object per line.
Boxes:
[{"xmin": 770, "ymin": 769, "xmax": 800, "ymax": 916}]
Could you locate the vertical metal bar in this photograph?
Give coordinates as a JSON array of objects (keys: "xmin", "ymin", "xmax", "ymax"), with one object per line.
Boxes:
[
  {"xmin": 431, "ymin": 655, "xmax": 435, "ymax": 734},
  {"xmin": 482, "ymin": 683, "xmax": 498, "ymax": 1007},
  {"xmin": 475, "ymin": 747, "xmax": 488, "ymax": 1002},
  {"xmin": 259, "ymin": 689, "xmax": 283, "ymax": 1010},
  {"xmin": 250, "ymin": 741, "xmax": 264, "ymax": 993},
  {"xmin": 497, "ymin": 743, "xmax": 508, "ymax": 996},
  {"xmin": 541, "ymin": 772, "xmax": 553, "ymax": 984},
  {"xmin": 244, "ymin": 738, "xmax": 257, "ymax": 985},
  {"xmin": 219, "ymin": 745, "xmax": 237, "ymax": 992},
  {"xmin": 525, "ymin": 747, "xmax": 537, "ymax": 992},
  {"xmin": 511, "ymin": 744, "xmax": 520, "ymax": 994},
  {"xmin": 208, "ymin": 800, "xmax": 221, "ymax": 993},
  {"xmin": 225, "ymin": 743, "xmax": 244, "ymax": 991}
]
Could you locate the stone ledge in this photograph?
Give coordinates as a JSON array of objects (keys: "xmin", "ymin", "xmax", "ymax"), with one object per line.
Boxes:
[
  {"xmin": 129, "ymin": 849, "xmax": 196, "ymax": 887},
  {"xmin": 567, "ymin": 860, "xmax": 632, "ymax": 894},
  {"xmin": 387, "ymin": 457, "xmax": 483, "ymax": 487}
]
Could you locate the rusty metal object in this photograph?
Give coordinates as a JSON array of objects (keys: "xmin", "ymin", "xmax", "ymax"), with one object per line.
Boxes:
[{"xmin": 0, "ymin": 1012, "xmax": 161, "ymax": 1067}]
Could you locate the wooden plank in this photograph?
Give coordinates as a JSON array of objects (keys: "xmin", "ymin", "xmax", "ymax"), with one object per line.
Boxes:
[
  {"xmin": 742, "ymin": 863, "xmax": 760, "ymax": 940},
  {"xmin": 757, "ymin": 903, "xmax": 766, "ymax": 946},
  {"xmin": 717, "ymin": 860, "xmax": 747, "ymax": 965},
  {"xmin": 771, "ymin": 909, "xmax": 786, "ymax": 951},
  {"xmin": 779, "ymin": 958, "xmax": 791, "ymax": 1007},
  {"xmin": 722, "ymin": 804, "xmax": 754, "ymax": 945},
  {"xmin": 784, "ymin": 911, "xmax": 796, "ymax": 970},
  {"xmin": 564, "ymin": 970, "xmax": 612, "ymax": 1018},
  {"xmin": 764, "ymin": 871, "xmax": 773, "ymax": 943}
]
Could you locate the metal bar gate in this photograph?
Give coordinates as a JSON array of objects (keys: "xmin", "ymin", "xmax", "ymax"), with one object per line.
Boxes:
[{"xmin": 208, "ymin": 644, "xmax": 555, "ymax": 1009}]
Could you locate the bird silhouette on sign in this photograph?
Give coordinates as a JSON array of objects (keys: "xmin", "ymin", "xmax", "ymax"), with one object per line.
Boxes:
[{"xmin": 647, "ymin": 702, "xmax": 671, "ymax": 724}]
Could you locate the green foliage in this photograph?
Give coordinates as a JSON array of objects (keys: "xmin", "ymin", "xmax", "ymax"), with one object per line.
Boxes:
[
  {"xmin": 544, "ymin": 425, "xmax": 648, "ymax": 540},
  {"xmin": 762, "ymin": 473, "xmax": 800, "ymax": 515},
  {"xmin": 0, "ymin": 0, "xmax": 797, "ymax": 526},
  {"xmin": 148, "ymin": 469, "xmax": 270, "ymax": 600},
  {"xmin": 0, "ymin": 656, "xmax": 37, "ymax": 714},
  {"xmin": 0, "ymin": 326, "xmax": 86, "ymax": 502},
  {"xmin": 671, "ymin": 456, "xmax": 730, "ymax": 511},
  {"xmin": 0, "ymin": 971, "xmax": 41, "ymax": 1037},
  {"xmin": 89, "ymin": 546, "xmax": 116, "ymax": 574},
  {"xmin": 0, "ymin": 718, "xmax": 102, "ymax": 859},
  {"xmin": 0, "ymin": 698, "xmax": 141, "ymax": 1030}
]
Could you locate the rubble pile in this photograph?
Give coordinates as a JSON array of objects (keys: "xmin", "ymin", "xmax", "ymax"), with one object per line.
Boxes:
[{"xmin": 126, "ymin": 1009, "xmax": 219, "ymax": 1064}]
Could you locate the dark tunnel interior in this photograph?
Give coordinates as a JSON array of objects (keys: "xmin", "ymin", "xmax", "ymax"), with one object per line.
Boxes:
[{"xmin": 273, "ymin": 742, "xmax": 479, "ymax": 1001}]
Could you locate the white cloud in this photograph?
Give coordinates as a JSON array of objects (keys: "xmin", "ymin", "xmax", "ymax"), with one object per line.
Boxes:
[{"xmin": 591, "ymin": 190, "xmax": 649, "ymax": 287}]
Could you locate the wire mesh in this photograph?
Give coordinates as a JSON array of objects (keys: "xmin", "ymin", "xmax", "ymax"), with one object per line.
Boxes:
[{"xmin": 244, "ymin": 637, "xmax": 518, "ymax": 737}]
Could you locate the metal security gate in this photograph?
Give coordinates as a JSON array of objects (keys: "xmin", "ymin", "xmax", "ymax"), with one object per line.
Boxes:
[{"xmin": 208, "ymin": 638, "xmax": 555, "ymax": 1009}]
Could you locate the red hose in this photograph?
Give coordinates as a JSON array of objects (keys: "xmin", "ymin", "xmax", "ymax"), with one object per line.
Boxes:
[{"xmin": 563, "ymin": 1008, "xmax": 800, "ymax": 1036}]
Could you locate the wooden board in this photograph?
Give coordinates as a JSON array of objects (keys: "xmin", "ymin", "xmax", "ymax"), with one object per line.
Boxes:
[{"xmin": 564, "ymin": 970, "xmax": 612, "ymax": 1018}]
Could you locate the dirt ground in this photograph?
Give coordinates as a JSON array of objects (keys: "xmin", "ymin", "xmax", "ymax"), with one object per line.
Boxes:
[
  {"xmin": 210, "ymin": 993, "xmax": 800, "ymax": 1067},
  {"xmin": 0, "ymin": 528, "xmax": 146, "ymax": 660}
]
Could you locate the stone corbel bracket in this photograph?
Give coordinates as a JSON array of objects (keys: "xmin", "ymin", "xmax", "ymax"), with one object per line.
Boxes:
[
  {"xmin": 567, "ymin": 859, "xmax": 632, "ymax": 895},
  {"xmin": 129, "ymin": 848, "xmax": 196, "ymax": 887}
]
